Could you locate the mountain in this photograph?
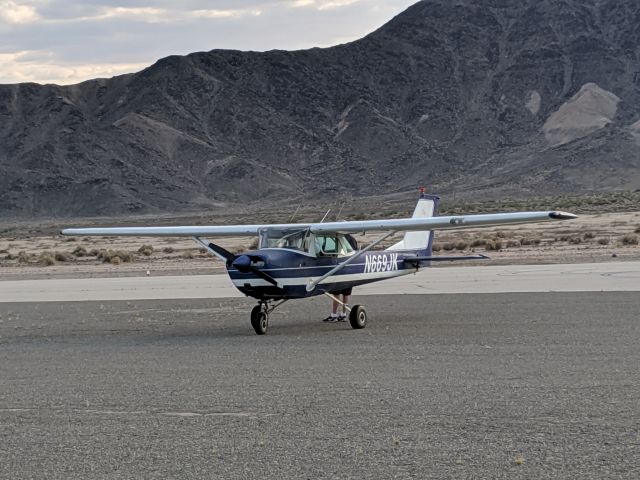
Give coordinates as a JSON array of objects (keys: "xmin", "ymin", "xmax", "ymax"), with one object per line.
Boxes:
[{"xmin": 2, "ymin": 0, "xmax": 640, "ymax": 218}]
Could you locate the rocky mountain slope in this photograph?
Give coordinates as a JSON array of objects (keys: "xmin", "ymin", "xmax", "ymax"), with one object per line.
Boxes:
[{"xmin": 1, "ymin": 0, "xmax": 640, "ymax": 218}]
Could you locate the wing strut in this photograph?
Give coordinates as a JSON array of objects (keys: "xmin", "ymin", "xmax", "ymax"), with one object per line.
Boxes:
[{"xmin": 305, "ymin": 231, "xmax": 396, "ymax": 293}]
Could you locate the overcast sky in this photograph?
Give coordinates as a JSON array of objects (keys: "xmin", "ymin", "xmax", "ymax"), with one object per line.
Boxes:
[{"xmin": 0, "ymin": 0, "xmax": 418, "ymax": 85}]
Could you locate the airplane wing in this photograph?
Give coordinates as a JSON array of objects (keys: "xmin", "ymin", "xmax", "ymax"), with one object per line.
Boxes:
[
  {"xmin": 308, "ymin": 211, "xmax": 577, "ymax": 234},
  {"xmin": 61, "ymin": 211, "xmax": 576, "ymax": 237}
]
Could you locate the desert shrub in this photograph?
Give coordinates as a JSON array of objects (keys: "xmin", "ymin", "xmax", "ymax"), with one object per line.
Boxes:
[
  {"xmin": 98, "ymin": 250, "xmax": 133, "ymax": 263},
  {"xmin": 533, "ymin": 238, "xmax": 541, "ymax": 245},
  {"xmin": 4, "ymin": 252, "xmax": 17, "ymax": 260},
  {"xmin": 89, "ymin": 248, "xmax": 100, "ymax": 256},
  {"xmin": 485, "ymin": 240, "xmax": 502, "ymax": 251},
  {"xmin": 583, "ymin": 232, "xmax": 595, "ymax": 240},
  {"xmin": 182, "ymin": 250, "xmax": 195, "ymax": 259},
  {"xmin": 0, "ymin": 249, "xmax": 7, "ymax": 254},
  {"xmin": 431, "ymin": 243, "xmax": 442, "ymax": 252},
  {"xmin": 621, "ymin": 234, "xmax": 639, "ymax": 246},
  {"xmin": 110, "ymin": 256, "xmax": 122, "ymax": 265},
  {"xmin": 54, "ymin": 252, "xmax": 70, "ymax": 262},
  {"xmin": 635, "ymin": 226, "xmax": 640, "ymax": 234},
  {"xmin": 162, "ymin": 246, "xmax": 175, "ymax": 254},
  {"xmin": 39, "ymin": 252, "xmax": 55, "ymax": 266},
  {"xmin": 248, "ymin": 238, "xmax": 259, "ymax": 250},
  {"xmin": 138, "ymin": 244, "xmax": 154, "ymax": 256},
  {"xmin": 65, "ymin": 237, "xmax": 77, "ymax": 242},
  {"xmin": 455, "ymin": 241, "xmax": 468, "ymax": 251},
  {"xmin": 506, "ymin": 240, "xmax": 521, "ymax": 248},
  {"xmin": 568, "ymin": 237, "xmax": 582, "ymax": 244},
  {"xmin": 18, "ymin": 251, "xmax": 31, "ymax": 263},
  {"xmin": 442, "ymin": 242, "xmax": 454, "ymax": 251},
  {"xmin": 71, "ymin": 245, "xmax": 88, "ymax": 257},
  {"xmin": 496, "ymin": 231, "xmax": 507, "ymax": 238},
  {"xmin": 198, "ymin": 248, "xmax": 206, "ymax": 255},
  {"xmin": 597, "ymin": 237, "xmax": 610, "ymax": 245},
  {"xmin": 470, "ymin": 239, "xmax": 486, "ymax": 248}
]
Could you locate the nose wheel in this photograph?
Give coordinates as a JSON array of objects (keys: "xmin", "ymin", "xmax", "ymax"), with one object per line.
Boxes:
[
  {"xmin": 250, "ymin": 305, "xmax": 268, "ymax": 335},
  {"xmin": 250, "ymin": 299, "xmax": 288, "ymax": 335}
]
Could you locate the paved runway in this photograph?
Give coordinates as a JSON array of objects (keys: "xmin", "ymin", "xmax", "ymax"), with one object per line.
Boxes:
[
  {"xmin": 1, "ymin": 292, "xmax": 639, "ymax": 479},
  {"xmin": 1, "ymin": 261, "xmax": 639, "ymax": 302}
]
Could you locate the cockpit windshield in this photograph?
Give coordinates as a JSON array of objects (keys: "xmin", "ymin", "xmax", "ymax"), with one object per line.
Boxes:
[
  {"xmin": 259, "ymin": 229, "xmax": 356, "ymax": 257},
  {"xmin": 259, "ymin": 229, "xmax": 310, "ymax": 251}
]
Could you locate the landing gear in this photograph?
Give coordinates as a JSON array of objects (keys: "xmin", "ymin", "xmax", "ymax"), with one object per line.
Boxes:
[
  {"xmin": 323, "ymin": 293, "xmax": 367, "ymax": 330},
  {"xmin": 349, "ymin": 305, "xmax": 367, "ymax": 329},
  {"xmin": 250, "ymin": 299, "xmax": 288, "ymax": 335},
  {"xmin": 250, "ymin": 305, "xmax": 268, "ymax": 335}
]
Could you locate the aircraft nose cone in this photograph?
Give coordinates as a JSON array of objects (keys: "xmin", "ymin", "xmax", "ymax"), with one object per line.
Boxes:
[{"xmin": 232, "ymin": 255, "xmax": 252, "ymax": 272}]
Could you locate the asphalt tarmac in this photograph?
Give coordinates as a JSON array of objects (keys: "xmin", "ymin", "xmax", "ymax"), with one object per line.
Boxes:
[{"xmin": 1, "ymin": 292, "xmax": 639, "ymax": 479}]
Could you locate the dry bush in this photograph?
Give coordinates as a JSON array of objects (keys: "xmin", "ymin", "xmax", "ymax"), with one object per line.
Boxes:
[
  {"xmin": 182, "ymin": 250, "xmax": 195, "ymax": 259},
  {"xmin": 54, "ymin": 252, "xmax": 70, "ymax": 262},
  {"xmin": 470, "ymin": 238, "xmax": 486, "ymax": 248},
  {"xmin": 583, "ymin": 232, "xmax": 595, "ymax": 240},
  {"xmin": 621, "ymin": 234, "xmax": 639, "ymax": 246},
  {"xmin": 89, "ymin": 248, "xmax": 100, "ymax": 256},
  {"xmin": 138, "ymin": 244, "xmax": 154, "ymax": 256},
  {"xmin": 496, "ymin": 231, "xmax": 508, "ymax": 238},
  {"xmin": 635, "ymin": 226, "xmax": 640, "ymax": 234},
  {"xmin": 0, "ymin": 249, "xmax": 8, "ymax": 254},
  {"xmin": 455, "ymin": 241, "xmax": 468, "ymax": 251},
  {"xmin": 39, "ymin": 252, "xmax": 55, "ymax": 266},
  {"xmin": 597, "ymin": 237, "xmax": 610, "ymax": 245},
  {"xmin": 110, "ymin": 256, "xmax": 122, "ymax": 265},
  {"xmin": 65, "ymin": 237, "xmax": 78, "ymax": 242},
  {"xmin": 71, "ymin": 245, "xmax": 88, "ymax": 257},
  {"xmin": 568, "ymin": 237, "xmax": 582, "ymax": 244},
  {"xmin": 485, "ymin": 240, "xmax": 502, "ymax": 251},
  {"xmin": 248, "ymin": 238, "xmax": 259, "ymax": 250},
  {"xmin": 162, "ymin": 246, "xmax": 175, "ymax": 254},
  {"xmin": 506, "ymin": 240, "xmax": 521, "ymax": 248},
  {"xmin": 98, "ymin": 250, "xmax": 133, "ymax": 263},
  {"xmin": 5, "ymin": 252, "xmax": 17, "ymax": 260},
  {"xmin": 431, "ymin": 243, "xmax": 442, "ymax": 252},
  {"xmin": 18, "ymin": 251, "xmax": 31, "ymax": 264},
  {"xmin": 442, "ymin": 242, "xmax": 454, "ymax": 251}
]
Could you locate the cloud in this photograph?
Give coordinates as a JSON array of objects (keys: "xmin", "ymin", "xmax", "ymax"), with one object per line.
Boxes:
[
  {"xmin": 0, "ymin": 50, "xmax": 147, "ymax": 84},
  {"xmin": 0, "ymin": 1, "xmax": 40, "ymax": 24},
  {"xmin": 289, "ymin": 0, "xmax": 361, "ymax": 10}
]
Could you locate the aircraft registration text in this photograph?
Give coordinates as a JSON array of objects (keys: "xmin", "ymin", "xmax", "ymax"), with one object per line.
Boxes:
[{"xmin": 364, "ymin": 253, "xmax": 399, "ymax": 273}]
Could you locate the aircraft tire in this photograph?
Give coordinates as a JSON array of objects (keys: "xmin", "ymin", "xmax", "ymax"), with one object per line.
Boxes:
[
  {"xmin": 251, "ymin": 305, "xmax": 268, "ymax": 335},
  {"xmin": 349, "ymin": 305, "xmax": 367, "ymax": 329}
]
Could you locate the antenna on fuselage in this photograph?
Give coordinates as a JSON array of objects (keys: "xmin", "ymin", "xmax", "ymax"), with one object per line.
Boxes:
[
  {"xmin": 288, "ymin": 205, "xmax": 300, "ymax": 223},
  {"xmin": 320, "ymin": 209, "xmax": 331, "ymax": 223},
  {"xmin": 335, "ymin": 202, "xmax": 344, "ymax": 221}
]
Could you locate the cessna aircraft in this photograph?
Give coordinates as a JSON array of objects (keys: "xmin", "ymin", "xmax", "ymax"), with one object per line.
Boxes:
[{"xmin": 62, "ymin": 190, "xmax": 577, "ymax": 334}]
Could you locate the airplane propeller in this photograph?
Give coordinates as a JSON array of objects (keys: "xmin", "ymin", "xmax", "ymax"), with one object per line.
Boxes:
[{"xmin": 206, "ymin": 242, "xmax": 281, "ymax": 288}]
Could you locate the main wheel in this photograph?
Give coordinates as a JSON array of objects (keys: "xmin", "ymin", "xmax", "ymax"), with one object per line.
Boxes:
[
  {"xmin": 250, "ymin": 305, "xmax": 268, "ymax": 335},
  {"xmin": 349, "ymin": 305, "xmax": 367, "ymax": 329}
]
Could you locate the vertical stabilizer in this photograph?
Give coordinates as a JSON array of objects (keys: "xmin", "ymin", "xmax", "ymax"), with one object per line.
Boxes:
[{"xmin": 386, "ymin": 191, "xmax": 440, "ymax": 254}]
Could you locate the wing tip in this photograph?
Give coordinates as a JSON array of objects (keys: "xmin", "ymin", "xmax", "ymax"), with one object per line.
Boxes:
[{"xmin": 549, "ymin": 211, "xmax": 578, "ymax": 220}]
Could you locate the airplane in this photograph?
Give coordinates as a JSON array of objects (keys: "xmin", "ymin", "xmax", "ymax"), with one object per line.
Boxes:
[{"xmin": 61, "ymin": 189, "xmax": 577, "ymax": 335}]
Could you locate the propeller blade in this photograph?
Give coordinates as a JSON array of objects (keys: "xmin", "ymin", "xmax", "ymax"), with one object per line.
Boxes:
[{"xmin": 207, "ymin": 242, "xmax": 237, "ymax": 264}]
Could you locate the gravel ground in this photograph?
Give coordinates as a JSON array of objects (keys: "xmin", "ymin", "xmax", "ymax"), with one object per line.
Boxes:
[{"xmin": 0, "ymin": 293, "xmax": 639, "ymax": 479}]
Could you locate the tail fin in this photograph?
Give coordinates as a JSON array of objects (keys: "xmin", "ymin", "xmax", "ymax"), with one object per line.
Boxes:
[{"xmin": 386, "ymin": 191, "xmax": 440, "ymax": 255}]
